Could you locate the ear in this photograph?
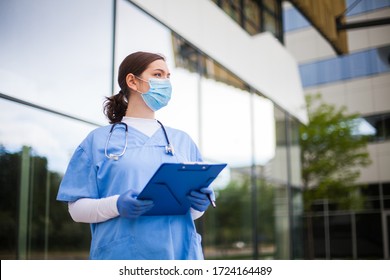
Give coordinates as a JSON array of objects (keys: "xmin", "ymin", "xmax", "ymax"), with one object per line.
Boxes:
[{"xmin": 126, "ymin": 73, "xmax": 138, "ymax": 91}]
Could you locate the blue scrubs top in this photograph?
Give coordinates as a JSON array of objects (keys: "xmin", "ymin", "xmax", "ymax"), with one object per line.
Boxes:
[{"xmin": 56, "ymin": 124, "xmax": 204, "ymax": 260}]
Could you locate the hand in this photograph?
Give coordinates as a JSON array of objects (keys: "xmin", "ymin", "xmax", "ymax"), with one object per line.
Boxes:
[
  {"xmin": 117, "ymin": 189, "xmax": 154, "ymax": 219},
  {"xmin": 187, "ymin": 187, "xmax": 215, "ymax": 212}
]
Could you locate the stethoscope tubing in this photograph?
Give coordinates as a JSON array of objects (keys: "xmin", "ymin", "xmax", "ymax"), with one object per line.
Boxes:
[{"xmin": 105, "ymin": 120, "xmax": 174, "ymax": 160}]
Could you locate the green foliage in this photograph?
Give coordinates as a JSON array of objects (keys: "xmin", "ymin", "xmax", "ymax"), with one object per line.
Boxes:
[
  {"xmin": 203, "ymin": 176, "xmax": 276, "ymax": 249},
  {"xmin": 0, "ymin": 145, "xmax": 90, "ymax": 258},
  {"xmin": 300, "ymin": 94, "xmax": 371, "ymax": 211}
]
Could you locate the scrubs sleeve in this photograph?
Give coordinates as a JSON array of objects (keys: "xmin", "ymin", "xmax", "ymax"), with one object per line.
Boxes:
[{"xmin": 56, "ymin": 145, "xmax": 99, "ymax": 202}]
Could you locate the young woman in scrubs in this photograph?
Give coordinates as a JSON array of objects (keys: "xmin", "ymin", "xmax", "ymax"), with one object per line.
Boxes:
[{"xmin": 56, "ymin": 51, "xmax": 213, "ymax": 260}]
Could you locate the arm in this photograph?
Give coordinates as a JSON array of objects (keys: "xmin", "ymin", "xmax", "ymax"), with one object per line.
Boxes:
[
  {"xmin": 68, "ymin": 190, "xmax": 154, "ymax": 223},
  {"xmin": 68, "ymin": 195, "xmax": 120, "ymax": 223},
  {"xmin": 69, "ymin": 195, "xmax": 204, "ymax": 223}
]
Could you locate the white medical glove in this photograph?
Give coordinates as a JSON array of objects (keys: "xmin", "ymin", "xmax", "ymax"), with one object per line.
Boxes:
[{"xmin": 117, "ymin": 189, "xmax": 154, "ymax": 219}]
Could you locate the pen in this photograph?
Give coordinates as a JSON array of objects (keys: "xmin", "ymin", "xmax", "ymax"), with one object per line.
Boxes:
[{"xmin": 208, "ymin": 194, "xmax": 216, "ymax": 208}]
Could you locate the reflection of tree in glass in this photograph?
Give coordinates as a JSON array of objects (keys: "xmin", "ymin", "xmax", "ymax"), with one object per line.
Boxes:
[{"xmin": 0, "ymin": 145, "xmax": 90, "ymax": 259}]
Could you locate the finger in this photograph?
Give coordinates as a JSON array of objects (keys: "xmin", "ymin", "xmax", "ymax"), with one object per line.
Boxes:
[
  {"xmin": 135, "ymin": 202, "xmax": 154, "ymax": 211},
  {"xmin": 189, "ymin": 190, "xmax": 208, "ymax": 199},
  {"xmin": 200, "ymin": 187, "xmax": 215, "ymax": 200},
  {"xmin": 188, "ymin": 195, "xmax": 208, "ymax": 205},
  {"xmin": 199, "ymin": 187, "xmax": 213, "ymax": 195},
  {"xmin": 134, "ymin": 199, "xmax": 154, "ymax": 206},
  {"xmin": 136, "ymin": 204, "xmax": 155, "ymax": 215}
]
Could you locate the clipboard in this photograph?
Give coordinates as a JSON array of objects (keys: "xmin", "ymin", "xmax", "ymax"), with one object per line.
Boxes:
[{"xmin": 137, "ymin": 162, "xmax": 227, "ymax": 216}]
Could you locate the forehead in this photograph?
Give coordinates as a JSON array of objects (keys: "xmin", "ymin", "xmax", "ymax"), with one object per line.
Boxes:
[{"xmin": 145, "ymin": 59, "xmax": 169, "ymax": 72}]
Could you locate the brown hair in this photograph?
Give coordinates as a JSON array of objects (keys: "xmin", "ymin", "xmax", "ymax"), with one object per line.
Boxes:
[{"xmin": 103, "ymin": 51, "xmax": 165, "ymax": 123}]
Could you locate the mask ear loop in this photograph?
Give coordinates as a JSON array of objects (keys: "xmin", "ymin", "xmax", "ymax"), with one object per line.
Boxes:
[{"xmin": 134, "ymin": 76, "xmax": 149, "ymax": 94}]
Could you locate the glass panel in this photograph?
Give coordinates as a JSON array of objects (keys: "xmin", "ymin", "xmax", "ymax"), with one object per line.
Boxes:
[
  {"xmin": 0, "ymin": 0, "xmax": 112, "ymax": 124},
  {"xmin": 356, "ymin": 213, "xmax": 383, "ymax": 259},
  {"xmin": 384, "ymin": 114, "xmax": 390, "ymax": 139},
  {"xmin": 288, "ymin": 116, "xmax": 302, "ymax": 187},
  {"xmin": 291, "ymin": 187, "xmax": 304, "ymax": 258},
  {"xmin": 253, "ymin": 94, "xmax": 277, "ymax": 258},
  {"xmin": 227, "ymin": 0, "xmax": 241, "ymax": 23},
  {"xmin": 329, "ymin": 214, "xmax": 353, "ymax": 259},
  {"xmin": 263, "ymin": 0, "xmax": 278, "ymax": 13},
  {"xmin": 363, "ymin": 113, "xmax": 390, "ymax": 142},
  {"xmin": 299, "ymin": 47, "xmax": 390, "ymax": 88},
  {"xmin": 274, "ymin": 186, "xmax": 289, "ymax": 259},
  {"xmin": 312, "ymin": 215, "xmax": 326, "ymax": 259},
  {"xmin": 0, "ymin": 99, "xmax": 96, "ymax": 259},
  {"xmin": 268, "ymin": 107, "xmax": 290, "ymax": 259},
  {"xmin": 361, "ymin": 184, "xmax": 381, "ymax": 210},
  {"xmin": 201, "ymin": 78, "xmax": 252, "ymax": 259},
  {"xmin": 264, "ymin": 12, "xmax": 277, "ymax": 34},
  {"xmin": 383, "ymin": 183, "xmax": 390, "ymax": 210},
  {"xmin": 244, "ymin": 0, "xmax": 261, "ymax": 35},
  {"xmin": 252, "ymin": 95, "xmax": 276, "ymax": 166},
  {"xmin": 269, "ymin": 107, "xmax": 288, "ymax": 182},
  {"xmin": 0, "ymin": 0, "xmax": 303, "ymax": 260},
  {"xmin": 201, "ymin": 79, "xmax": 252, "ymax": 166},
  {"xmin": 116, "ymin": 0, "xmax": 199, "ymax": 140}
]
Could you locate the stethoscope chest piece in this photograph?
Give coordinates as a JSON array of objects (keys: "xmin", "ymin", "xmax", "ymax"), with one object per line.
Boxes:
[
  {"xmin": 165, "ymin": 143, "xmax": 175, "ymax": 156},
  {"xmin": 108, "ymin": 154, "xmax": 120, "ymax": 161}
]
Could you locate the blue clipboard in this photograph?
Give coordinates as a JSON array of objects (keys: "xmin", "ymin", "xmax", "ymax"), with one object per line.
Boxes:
[{"xmin": 137, "ymin": 162, "xmax": 227, "ymax": 216}]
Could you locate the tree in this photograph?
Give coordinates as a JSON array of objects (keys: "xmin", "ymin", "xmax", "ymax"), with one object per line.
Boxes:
[
  {"xmin": 299, "ymin": 94, "xmax": 371, "ymax": 259},
  {"xmin": 300, "ymin": 94, "xmax": 371, "ymax": 210}
]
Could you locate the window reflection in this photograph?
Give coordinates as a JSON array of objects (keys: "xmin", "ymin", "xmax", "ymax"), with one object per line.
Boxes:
[
  {"xmin": 201, "ymin": 78, "xmax": 252, "ymax": 166},
  {"xmin": 0, "ymin": 0, "xmax": 111, "ymax": 123},
  {"xmin": 362, "ymin": 113, "xmax": 390, "ymax": 142},
  {"xmin": 0, "ymin": 99, "xmax": 97, "ymax": 259},
  {"xmin": 212, "ymin": 0, "xmax": 283, "ymax": 40}
]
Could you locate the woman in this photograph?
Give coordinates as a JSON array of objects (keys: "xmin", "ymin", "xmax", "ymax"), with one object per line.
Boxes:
[{"xmin": 56, "ymin": 51, "xmax": 213, "ymax": 260}]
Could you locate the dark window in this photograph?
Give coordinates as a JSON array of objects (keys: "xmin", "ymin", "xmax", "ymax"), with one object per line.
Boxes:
[
  {"xmin": 362, "ymin": 112, "xmax": 390, "ymax": 142},
  {"xmin": 356, "ymin": 213, "xmax": 383, "ymax": 259},
  {"xmin": 212, "ymin": 0, "xmax": 283, "ymax": 42},
  {"xmin": 329, "ymin": 215, "xmax": 353, "ymax": 259}
]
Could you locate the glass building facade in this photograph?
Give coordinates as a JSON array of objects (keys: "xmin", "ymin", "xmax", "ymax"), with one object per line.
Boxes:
[
  {"xmin": 284, "ymin": 1, "xmax": 390, "ymax": 259},
  {"xmin": 0, "ymin": 0, "xmax": 303, "ymax": 259}
]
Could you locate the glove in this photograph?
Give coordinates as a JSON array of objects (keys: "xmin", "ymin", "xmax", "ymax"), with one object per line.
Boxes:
[
  {"xmin": 117, "ymin": 189, "xmax": 154, "ymax": 219},
  {"xmin": 187, "ymin": 187, "xmax": 215, "ymax": 212}
]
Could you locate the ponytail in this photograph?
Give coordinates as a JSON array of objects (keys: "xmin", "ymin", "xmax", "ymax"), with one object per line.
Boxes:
[
  {"xmin": 103, "ymin": 90, "xmax": 128, "ymax": 124},
  {"xmin": 103, "ymin": 51, "xmax": 165, "ymax": 123}
]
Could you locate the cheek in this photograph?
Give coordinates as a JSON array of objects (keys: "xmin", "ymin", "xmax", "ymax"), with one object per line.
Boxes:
[{"xmin": 141, "ymin": 83, "xmax": 150, "ymax": 92}]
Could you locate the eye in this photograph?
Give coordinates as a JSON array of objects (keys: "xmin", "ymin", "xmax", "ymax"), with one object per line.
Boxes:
[{"xmin": 154, "ymin": 73, "xmax": 162, "ymax": 78}]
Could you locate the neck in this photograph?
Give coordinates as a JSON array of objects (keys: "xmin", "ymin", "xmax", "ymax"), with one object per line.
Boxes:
[
  {"xmin": 125, "ymin": 93, "xmax": 155, "ymax": 119},
  {"xmin": 125, "ymin": 109, "xmax": 154, "ymax": 119}
]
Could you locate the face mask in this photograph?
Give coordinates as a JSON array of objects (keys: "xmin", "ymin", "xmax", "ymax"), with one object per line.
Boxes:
[{"xmin": 136, "ymin": 77, "xmax": 172, "ymax": 111}]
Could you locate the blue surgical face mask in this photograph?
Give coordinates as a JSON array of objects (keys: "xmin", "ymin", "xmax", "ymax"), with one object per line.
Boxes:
[{"xmin": 136, "ymin": 77, "xmax": 172, "ymax": 111}]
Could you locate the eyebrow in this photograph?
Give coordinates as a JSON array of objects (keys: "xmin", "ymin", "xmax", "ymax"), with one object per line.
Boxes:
[{"xmin": 153, "ymin": 68, "xmax": 171, "ymax": 76}]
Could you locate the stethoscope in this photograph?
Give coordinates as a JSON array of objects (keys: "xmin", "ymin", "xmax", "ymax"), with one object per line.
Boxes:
[{"xmin": 104, "ymin": 120, "xmax": 175, "ymax": 160}]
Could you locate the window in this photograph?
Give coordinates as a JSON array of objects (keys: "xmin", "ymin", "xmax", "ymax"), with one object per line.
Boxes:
[
  {"xmin": 360, "ymin": 113, "xmax": 390, "ymax": 142},
  {"xmin": 172, "ymin": 35, "xmax": 248, "ymax": 91},
  {"xmin": 212, "ymin": 0, "xmax": 283, "ymax": 42},
  {"xmin": 299, "ymin": 46, "xmax": 390, "ymax": 87}
]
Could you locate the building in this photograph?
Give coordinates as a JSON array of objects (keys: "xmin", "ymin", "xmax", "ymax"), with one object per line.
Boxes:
[
  {"xmin": 3, "ymin": 0, "xmax": 384, "ymax": 260},
  {"xmin": 0, "ymin": 0, "xmax": 308, "ymax": 259},
  {"xmin": 284, "ymin": 0, "xmax": 390, "ymax": 259}
]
